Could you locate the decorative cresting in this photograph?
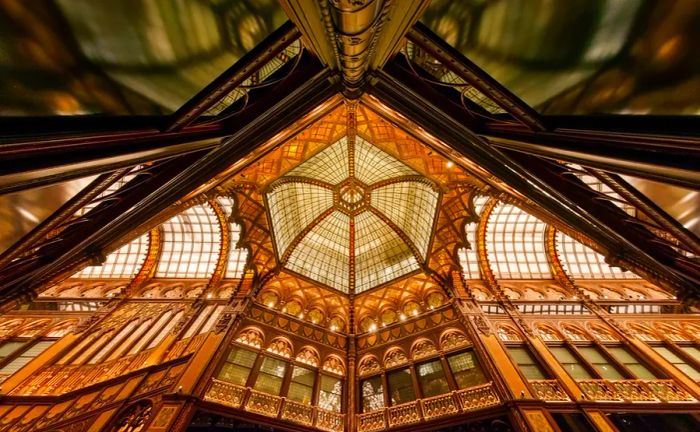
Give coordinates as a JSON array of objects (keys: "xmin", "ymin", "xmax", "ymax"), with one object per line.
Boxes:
[{"xmin": 266, "ymin": 135, "xmax": 439, "ymax": 293}]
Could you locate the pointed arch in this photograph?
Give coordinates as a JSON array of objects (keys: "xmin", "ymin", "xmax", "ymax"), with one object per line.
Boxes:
[
  {"xmin": 358, "ymin": 354, "xmax": 382, "ymax": 377},
  {"xmin": 295, "ymin": 346, "xmax": 320, "ymax": 367}
]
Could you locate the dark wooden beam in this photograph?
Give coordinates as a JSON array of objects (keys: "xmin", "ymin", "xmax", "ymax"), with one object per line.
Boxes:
[
  {"xmin": 0, "ymin": 53, "xmax": 336, "ymax": 302},
  {"xmin": 0, "ymin": 136, "xmax": 222, "ymax": 194},
  {"xmin": 165, "ymin": 22, "xmax": 301, "ymax": 131},
  {"xmin": 485, "ymin": 128, "xmax": 700, "ymax": 189},
  {"xmin": 372, "ymin": 57, "xmax": 699, "ymax": 298},
  {"xmin": 407, "ymin": 23, "xmax": 546, "ymax": 131}
]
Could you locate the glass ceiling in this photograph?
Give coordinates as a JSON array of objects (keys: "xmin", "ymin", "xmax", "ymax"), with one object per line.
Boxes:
[
  {"xmin": 0, "ymin": 0, "xmax": 287, "ymax": 116},
  {"xmin": 421, "ymin": 0, "xmax": 700, "ymax": 115},
  {"xmin": 267, "ymin": 136, "xmax": 439, "ymax": 293}
]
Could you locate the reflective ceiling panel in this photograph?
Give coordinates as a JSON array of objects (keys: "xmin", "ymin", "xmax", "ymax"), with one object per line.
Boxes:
[
  {"xmin": 0, "ymin": 0, "xmax": 287, "ymax": 116},
  {"xmin": 0, "ymin": 175, "xmax": 96, "ymax": 254},
  {"xmin": 421, "ymin": 0, "xmax": 700, "ymax": 115}
]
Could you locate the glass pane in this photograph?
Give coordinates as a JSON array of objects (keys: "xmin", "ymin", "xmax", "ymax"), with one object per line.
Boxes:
[
  {"xmin": 0, "ymin": 341, "xmax": 26, "ymax": 358},
  {"xmin": 361, "ymin": 376, "xmax": 385, "ymax": 412},
  {"xmin": 387, "ymin": 368, "xmax": 416, "ymax": 405},
  {"xmin": 259, "ymin": 356, "xmax": 287, "ymax": 378},
  {"xmin": 607, "ymin": 347, "xmax": 657, "ymax": 379},
  {"xmin": 520, "ymin": 364, "xmax": 546, "ymax": 380},
  {"xmin": 228, "ymin": 347, "xmax": 257, "ymax": 367},
  {"xmin": 291, "ymin": 366, "xmax": 315, "ymax": 386},
  {"xmin": 218, "ymin": 363, "xmax": 251, "ymax": 385},
  {"xmin": 652, "ymin": 347, "xmax": 683, "ymax": 364},
  {"xmin": 579, "ymin": 347, "xmax": 624, "ymax": 380},
  {"xmin": 549, "ymin": 347, "xmax": 593, "ymax": 380},
  {"xmin": 679, "ymin": 346, "xmax": 700, "ymax": 359},
  {"xmin": 254, "ymin": 372, "xmax": 284, "ymax": 395},
  {"xmin": 447, "ymin": 351, "xmax": 487, "ymax": 389},
  {"xmin": 319, "ymin": 376, "xmax": 342, "ymax": 412},
  {"xmin": 676, "ymin": 364, "xmax": 700, "ymax": 381},
  {"xmin": 417, "ymin": 359, "xmax": 450, "ymax": 397},
  {"xmin": 287, "ymin": 382, "xmax": 313, "ymax": 405},
  {"xmin": 578, "ymin": 347, "xmax": 607, "ymax": 363},
  {"xmin": 508, "ymin": 347, "xmax": 546, "ymax": 379}
]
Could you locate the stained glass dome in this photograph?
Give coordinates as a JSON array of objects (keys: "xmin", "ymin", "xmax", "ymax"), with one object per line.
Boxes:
[{"xmin": 266, "ymin": 136, "xmax": 439, "ymax": 293}]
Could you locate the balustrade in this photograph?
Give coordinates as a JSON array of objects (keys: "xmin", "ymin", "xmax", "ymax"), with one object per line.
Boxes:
[
  {"xmin": 421, "ymin": 392, "xmax": 458, "ymax": 420},
  {"xmin": 577, "ymin": 379, "xmax": 696, "ymax": 402},
  {"xmin": 387, "ymin": 400, "xmax": 421, "ymax": 426},
  {"xmin": 245, "ymin": 390, "xmax": 283, "ymax": 417},
  {"xmin": 357, "ymin": 410, "xmax": 386, "ymax": 432},
  {"xmin": 281, "ymin": 399, "xmax": 314, "ymax": 425},
  {"xmin": 456, "ymin": 382, "xmax": 501, "ymax": 411},
  {"xmin": 530, "ymin": 380, "xmax": 570, "ymax": 401}
]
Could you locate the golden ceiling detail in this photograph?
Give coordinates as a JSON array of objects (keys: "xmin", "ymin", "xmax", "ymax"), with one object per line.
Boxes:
[{"xmin": 263, "ymin": 106, "xmax": 442, "ymax": 294}]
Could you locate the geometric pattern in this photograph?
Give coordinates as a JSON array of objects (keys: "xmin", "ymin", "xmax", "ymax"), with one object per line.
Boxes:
[{"xmin": 266, "ymin": 136, "xmax": 439, "ymax": 293}]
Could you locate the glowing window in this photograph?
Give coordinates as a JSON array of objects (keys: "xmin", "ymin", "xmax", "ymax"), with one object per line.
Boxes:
[
  {"xmin": 487, "ymin": 203, "xmax": 551, "ymax": 279},
  {"xmin": 156, "ymin": 204, "xmax": 221, "ymax": 278},
  {"xmin": 557, "ymin": 231, "xmax": 640, "ymax": 279},
  {"xmin": 73, "ymin": 233, "xmax": 149, "ymax": 279}
]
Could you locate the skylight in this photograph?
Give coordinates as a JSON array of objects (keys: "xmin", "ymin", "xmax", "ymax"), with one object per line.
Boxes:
[{"xmin": 266, "ymin": 136, "xmax": 439, "ymax": 293}]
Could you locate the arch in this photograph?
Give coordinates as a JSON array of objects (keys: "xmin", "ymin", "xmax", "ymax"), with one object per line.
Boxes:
[
  {"xmin": 681, "ymin": 323, "xmax": 700, "ymax": 340},
  {"xmin": 383, "ymin": 347, "xmax": 408, "ymax": 369},
  {"xmin": 266, "ymin": 337, "xmax": 293, "ymax": 358},
  {"xmin": 295, "ymin": 346, "xmax": 320, "ymax": 367},
  {"xmin": 534, "ymin": 324, "xmax": 563, "ymax": 342},
  {"xmin": 410, "ymin": 338, "xmax": 438, "ymax": 360},
  {"xmin": 17, "ymin": 319, "xmax": 51, "ymax": 337},
  {"xmin": 147, "ymin": 309, "xmax": 184, "ymax": 349},
  {"xmin": 47, "ymin": 319, "xmax": 79, "ymax": 338},
  {"xmin": 80, "ymin": 284, "xmax": 106, "ymax": 298},
  {"xmin": 0, "ymin": 319, "xmax": 26, "ymax": 337},
  {"xmin": 587, "ymin": 323, "xmax": 619, "ymax": 342},
  {"xmin": 486, "ymin": 203, "xmax": 551, "ymax": 279},
  {"xmin": 156, "ymin": 203, "xmax": 222, "ymax": 279},
  {"xmin": 235, "ymin": 327, "xmax": 264, "ymax": 349},
  {"xmin": 323, "ymin": 355, "xmax": 346, "ymax": 376},
  {"xmin": 109, "ymin": 399, "xmax": 153, "ymax": 432},
  {"xmin": 358, "ymin": 354, "xmax": 381, "ymax": 377},
  {"xmin": 561, "ymin": 324, "xmax": 590, "ymax": 342},
  {"xmin": 496, "ymin": 324, "xmax": 523, "ymax": 342},
  {"xmin": 627, "ymin": 323, "xmax": 660, "ymax": 342},
  {"xmin": 440, "ymin": 328, "xmax": 470, "ymax": 351},
  {"xmin": 654, "ymin": 323, "xmax": 690, "ymax": 342}
]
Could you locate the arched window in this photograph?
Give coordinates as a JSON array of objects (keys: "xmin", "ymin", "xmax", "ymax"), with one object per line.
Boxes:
[
  {"xmin": 129, "ymin": 310, "xmax": 173, "ymax": 354},
  {"xmin": 89, "ymin": 320, "xmax": 139, "ymax": 364},
  {"xmin": 107, "ymin": 319, "xmax": 152, "ymax": 361},
  {"xmin": 148, "ymin": 310, "xmax": 184, "ymax": 349}
]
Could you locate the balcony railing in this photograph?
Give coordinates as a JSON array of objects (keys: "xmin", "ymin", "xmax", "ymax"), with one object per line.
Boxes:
[
  {"xmin": 577, "ymin": 379, "xmax": 695, "ymax": 402},
  {"xmin": 204, "ymin": 379, "xmax": 344, "ymax": 432},
  {"xmin": 530, "ymin": 380, "xmax": 570, "ymax": 401},
  {"xmin": 357, "ymin": 382, "xmax": 500, "ymax": 432}
]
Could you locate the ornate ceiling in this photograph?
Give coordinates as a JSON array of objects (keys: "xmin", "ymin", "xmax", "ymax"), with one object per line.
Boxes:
[
  {"xmin": 267, "ymin": 135, "xmax": 439, "ymax": 293},
  {"xmin": 0, "ymin": 0, "xmax": 697, "ymax": 310}
]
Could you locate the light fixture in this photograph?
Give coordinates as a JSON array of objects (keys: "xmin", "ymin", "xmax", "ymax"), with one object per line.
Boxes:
[
  {"xmin": 446, "ymin": 161, "xmax": 454, "ymax": 168},
  {"xmin": 399, "ymin": 313, "xmax": 406, "ymax": 321}
]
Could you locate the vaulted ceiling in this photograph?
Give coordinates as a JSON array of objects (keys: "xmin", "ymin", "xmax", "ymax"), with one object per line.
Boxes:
[{"xmin": 0, "ymin": 0, "xmax": 698, "ymax": 308}]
